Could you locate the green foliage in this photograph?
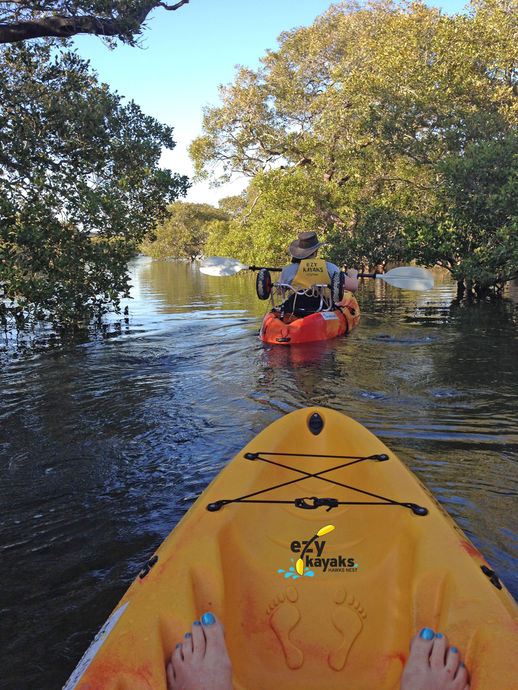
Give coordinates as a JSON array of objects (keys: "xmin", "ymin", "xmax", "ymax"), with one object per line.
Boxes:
[
  {"xmin": 141, "ymin": 202, "xmax": 229, "ymax": 260},
  {"xmin": 325, "ymin": 203, "xmax": 408, "ymax": 271},
  {"xmin": 0, "ymin": 41, "xmax": 189, "ymax": 325},
  {"xmin": 190, "ymin": 0, "xmax": 518, "ymax": 291},
  {"xmin": 217, "ymin": 193, "xmax": 248, "ymax": 218},
  {"xmin": 205, "ymin": 170, "xmax": 337, "ymax": 265},
  {"xmin": 405, "ymin": 133, "xmax": 518, "ymax": 293}
]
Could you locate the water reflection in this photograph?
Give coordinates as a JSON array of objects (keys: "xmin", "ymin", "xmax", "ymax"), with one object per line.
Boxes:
[
  {"xmin": 132, "ymin": 257, "xmax": 268, "ymax": 319},
  {"xmin": 0, "ymin": 258, "xmax": 517, "ymax": 690}
]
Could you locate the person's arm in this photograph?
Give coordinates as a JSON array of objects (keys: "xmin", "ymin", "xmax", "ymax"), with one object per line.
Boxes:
[
  {"xmin": 327, "ymin": 262, "xmax": 358, "ymax": 292},
  {"xmin": 343, "ymin": 268, "xmax": 359, "ymax": 293}
]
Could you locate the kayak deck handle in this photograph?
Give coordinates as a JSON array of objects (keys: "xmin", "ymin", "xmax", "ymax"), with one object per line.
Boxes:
[{"xmin": 294, "ymin": 496, "xmax": 338, "ymax": 511}]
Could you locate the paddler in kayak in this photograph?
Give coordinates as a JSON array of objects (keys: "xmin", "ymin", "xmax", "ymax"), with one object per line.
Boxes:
[
  {"xmin": 279, "ymin": 231, "xmax": 359, "ymax": 315},
  {"xmin": 166, "ymin": 614, "xmax": 470, "ymax": 690}
]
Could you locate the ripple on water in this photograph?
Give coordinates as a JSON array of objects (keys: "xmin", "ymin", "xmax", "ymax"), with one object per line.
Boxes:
[{"xmin": 1, "ymin": 259, "xmax": 517, "ymax": 689}]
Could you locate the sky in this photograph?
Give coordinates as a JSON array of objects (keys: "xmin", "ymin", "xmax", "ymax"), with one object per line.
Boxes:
[{"xmin": 73, "ymin": 0, "xmax": 469, "ymax": 206}]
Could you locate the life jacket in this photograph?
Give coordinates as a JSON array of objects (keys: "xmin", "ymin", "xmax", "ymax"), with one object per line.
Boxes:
[{"xmin": 290, "ymin": 259, "xmax": 331, "ymax": 289}]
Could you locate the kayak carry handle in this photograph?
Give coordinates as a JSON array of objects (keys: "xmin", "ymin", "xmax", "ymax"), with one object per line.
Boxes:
[
  {"xmin": 481, "ymin": 565, "xmax": 503, "ymax": 590},
  {"xmin": 139, "ymin": 555, "xmax": 159, "ymax": 579}
]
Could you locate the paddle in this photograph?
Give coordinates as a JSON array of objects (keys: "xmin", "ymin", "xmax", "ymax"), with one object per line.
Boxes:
[
  {"xmin": 199, "ymin": 256, "xmax": 281, "ymax": 277},
  {"xmin": 357, "ymin": 266, "xmax": 434, "ymax": 291},
  {"xmin": 200, "ymin": 256, "xmax": 434, "ymax": 291}
]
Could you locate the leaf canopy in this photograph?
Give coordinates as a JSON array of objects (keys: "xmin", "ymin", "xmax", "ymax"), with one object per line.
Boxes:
[
  {"xmin": 0, "ymin": 41, "xmax": 189, "ymax": 324},
  {"xmin": 192, "ymin": 0, "xmax": 518, "ymax": 291}
]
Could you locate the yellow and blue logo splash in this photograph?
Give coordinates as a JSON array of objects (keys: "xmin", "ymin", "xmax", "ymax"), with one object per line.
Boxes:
[{"xmin": 278, "ymin": 524, "xmax": 336, "ymax": 579}]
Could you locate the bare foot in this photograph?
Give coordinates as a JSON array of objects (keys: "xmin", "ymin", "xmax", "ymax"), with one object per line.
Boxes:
[
  {"xmin": 166, "ymin": 612, "xmax": 233, "ymax": 690},
  {"xmin": 400, "ymin": 628, "xmax": 470, "ymax": 690}
]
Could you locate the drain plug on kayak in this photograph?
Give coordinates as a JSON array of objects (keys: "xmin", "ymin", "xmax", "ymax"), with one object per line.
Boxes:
[{"xmin": 308, "ymin": 412, "xmax": 324, "ymax": 435}]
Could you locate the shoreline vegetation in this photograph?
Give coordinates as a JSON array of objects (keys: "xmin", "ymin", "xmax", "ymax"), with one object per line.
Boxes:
[
  {"xmin": 1, "ymin": 1, "xmax": 517, "ymax": 332},
  {"xmin": 144, "ymin": 1, "xmax": 518, "ymax": 302}
]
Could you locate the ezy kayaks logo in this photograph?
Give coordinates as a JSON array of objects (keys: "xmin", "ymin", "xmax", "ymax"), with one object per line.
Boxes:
[{"xmin": 278, "ymin": 524, "xmax": 358, "ymax": 579}]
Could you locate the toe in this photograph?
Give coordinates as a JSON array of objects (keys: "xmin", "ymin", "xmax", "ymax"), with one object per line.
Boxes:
[
  {"xmin": 166, "ymin": 660, "xmax": 175, "ymax": 689},
  {"xmin": 408, "ymin": 628, "xmax": 435, "ymax": 665},
  {"xmin": 182, "ymin": 632, "xmax": 193, "ymax": 658},
  {"xmin": 172, "ymin": 642, "xmax": 184, "ymax": 667},
  {"xmin": 445, "ymin": 645, "xmax": 461, "ymax": 677},
  {"xmin": 429, "ymin": 633, "xmax": 448, "ymax": 670},
  {"xmin": 191, "ymin": 620, "xmax": 206, "ymax": 660},
  {"xmin": 201, "ymin": 613, "xmax": 229, "ymax": 657},
  {"xmin": 453, "ymin": 662, "xmax": 469, "ymax": 689}
]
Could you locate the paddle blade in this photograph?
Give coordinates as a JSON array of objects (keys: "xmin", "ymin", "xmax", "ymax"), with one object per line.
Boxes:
[
  {"xmin": 380, "ymin": 267, "xmax": 434, "ymax": 291},
  {"xmin": 200, "ymin": 256, "xmax": 249, "ymax": 277}
]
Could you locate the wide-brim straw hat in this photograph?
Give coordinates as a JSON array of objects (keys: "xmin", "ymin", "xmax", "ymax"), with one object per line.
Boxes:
[{"xmin": 288, "ymin": 231, "xmax": 323, "ymax": 259}]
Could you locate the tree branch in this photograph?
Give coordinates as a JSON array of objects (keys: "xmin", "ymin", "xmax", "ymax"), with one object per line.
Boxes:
[
  {"xmin": 0, "ymin": 0, "xmax": 188, "ymax": 43},
  {"xmin": 240, "ymin": 192, "xmax": 262, "ymax": 224}
]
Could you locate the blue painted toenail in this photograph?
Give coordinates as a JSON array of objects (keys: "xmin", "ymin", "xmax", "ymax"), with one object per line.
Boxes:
[
  {"xmin": 176, "ymin": 643, "xmax": 181, "ymax": 648},
  {"xmin": 451, "ymin": 647, "xmax": 458, "ymax": 653},
  {"xmin": 435, "ymin": 633, "xmax": 443, "ymax": 638},
  {"xmin": 460, "ymin": 662, "xmax": 465, "ymax": 667},
  {"xmin": 201, "ymin": 612, "xmax": 215, "ymax": 625},
  {"xmin": 420, "ymin": 628, "xmax": 434, "ymax": 640},
  {"xmin": 194, "ymin": 621, "xmax": 201, "ymax": 626},
  {"xmin": 185, "ymin": 633, "xmax": 191, "ymax": 638}
]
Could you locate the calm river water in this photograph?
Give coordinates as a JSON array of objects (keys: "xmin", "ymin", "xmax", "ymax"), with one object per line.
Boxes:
[{"xmin": 1, "ymin": 257, "xmax": 518, "ymax": 689}]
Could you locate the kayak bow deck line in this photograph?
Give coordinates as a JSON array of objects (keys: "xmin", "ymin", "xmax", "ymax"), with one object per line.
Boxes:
[{"xmin": 65, "ymin": 407, "xmax": 518, "ymax": 690}]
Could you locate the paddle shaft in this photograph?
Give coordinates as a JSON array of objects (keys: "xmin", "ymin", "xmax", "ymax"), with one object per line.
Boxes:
[
  {"xmin": 253, "ymin": 269, "xmax": 421, "ymax": 281},
  {"xmin": 251, "ymin": 267, "xmax": 373, "ymax": 275},
  {"xmin": 256, "ymin": 269, "xmax": 385, "ymax": 279},
  {"xmin": 200, "ymin": 257, "xmax": 433, "ymax": 289},
  {"xmin": 249, "ymin": 265, "xmax": 282, "ymax": 272}
]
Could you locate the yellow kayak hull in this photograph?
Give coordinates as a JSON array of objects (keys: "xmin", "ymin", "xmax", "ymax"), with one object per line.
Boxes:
[{"xmin": 66, "ymin": 407, "xmax": 518, "ymax": 689}]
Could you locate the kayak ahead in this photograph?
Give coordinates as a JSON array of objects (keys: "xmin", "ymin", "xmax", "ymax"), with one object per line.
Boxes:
[
  {"xmin": 260, "ymin": 292, "xmax": 360, "ymax": 345},
  {"xmin": 65, "ymin": 407, "xmax": 518, "ymax": 690}
]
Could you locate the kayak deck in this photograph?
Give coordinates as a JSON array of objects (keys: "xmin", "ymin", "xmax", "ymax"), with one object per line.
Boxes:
[{"xmin": 66, "ymin": 407, "xmax": 518, "ymax": 690}]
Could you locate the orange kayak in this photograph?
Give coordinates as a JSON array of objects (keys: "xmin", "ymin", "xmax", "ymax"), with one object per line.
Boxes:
[
  {"xmin": 64, "ymin": 407, "xmax": 518, "ymax": 690},
  {"xmin": 260, "ymin": 292, "xmax": 360, "ymax": 344}
]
